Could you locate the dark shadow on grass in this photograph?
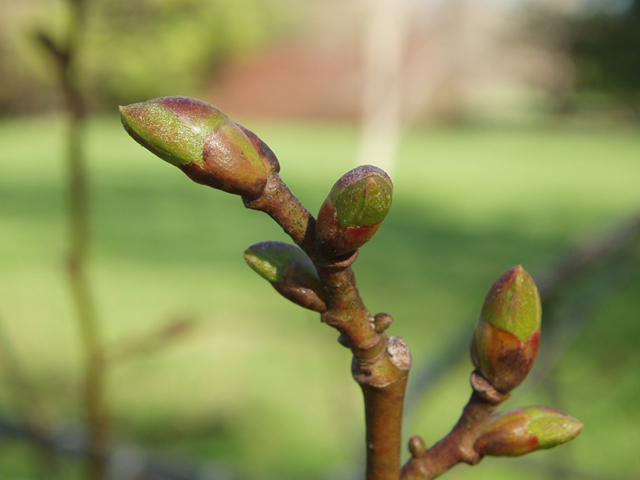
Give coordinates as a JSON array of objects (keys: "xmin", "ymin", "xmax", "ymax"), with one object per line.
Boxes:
[{"xmin": 5, "ymin": 171, "xmax": 640, "ymax": 479}]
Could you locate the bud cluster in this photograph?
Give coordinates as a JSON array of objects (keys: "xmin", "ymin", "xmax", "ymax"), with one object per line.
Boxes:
[{"xmin": 119, "ymin": 97, "xmax": 584, "ymax": 471}]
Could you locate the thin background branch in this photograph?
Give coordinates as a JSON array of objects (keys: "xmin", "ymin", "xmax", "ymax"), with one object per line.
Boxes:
[{"xmin": 35, "ymin": 0, "xmax": 110, "ymax": 478}]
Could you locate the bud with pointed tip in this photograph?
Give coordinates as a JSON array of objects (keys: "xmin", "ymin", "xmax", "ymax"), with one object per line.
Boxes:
[
  {"xmin": 316, "ymin": 165, "xmax": 393, "ymax": 258},
  {"xmin": 244, "ymin": 241, "xmax": 326, "ymax": 312},
  {"xmin": 120, "ymin": 96, "xmax": 278, "ymax": 199},
  {"xmin": 471, "ymin": 265, "xmax": 541, "ymax": 393},
  {"xmin": 475, "ymin": 406, "xmax": 583, "ymax": 457}
]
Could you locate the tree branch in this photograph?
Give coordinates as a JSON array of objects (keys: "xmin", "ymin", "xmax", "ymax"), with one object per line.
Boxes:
[
  {"xmin": 402, "ymin": 372, "xmax": 509, "ymax": 480},
  {"xmin": 38, "ymin": 0, "xmax": 109, "ymax": 478},
  {"xmin": 247, "ymin": 174, "xmax": 412, "ymax": 480}
]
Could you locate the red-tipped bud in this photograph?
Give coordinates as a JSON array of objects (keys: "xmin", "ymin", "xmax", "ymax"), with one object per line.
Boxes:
[
  {"xmin": 475, "ymin": 406, "xmax": 583, "ymax": 457},
  {"xmin": 472, "ymin": 265, "xmax": 541, "ymax": 393},
  {"xmin": 244, "ymin": 241, "xmax": 326, "ymax": 312},
  {"xmin": 120, "ymin": 96, "xmax": 278, "ymax": 199},
  {"xmin": 316, "ymin": 165, "xmax": 393, "ymax": 258}
]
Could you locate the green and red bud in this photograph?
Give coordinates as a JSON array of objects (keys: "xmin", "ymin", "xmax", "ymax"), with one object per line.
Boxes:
[
  {"xmin": 315, "ymin": 165, "xmax": 393, "ymax": 258},
  {"xmin": 244, "ymin": 241, "xmax": 327, "ymax": 312},
  {"xmin": 472, "ymin": 265, "xmax": 541, "ymax": 393},
  {"xmin": 120, "ymin": 96, "xmax": 278, "ymax": 199},
  {"xmin": 475, "ymin": 406, "xmax": 583, "ymax": 457}
]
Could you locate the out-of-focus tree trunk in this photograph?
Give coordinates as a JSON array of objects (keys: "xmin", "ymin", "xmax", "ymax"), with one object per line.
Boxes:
[{"xmin": 356, "ymin": 0, "xmax": 411, "ymax": 175}]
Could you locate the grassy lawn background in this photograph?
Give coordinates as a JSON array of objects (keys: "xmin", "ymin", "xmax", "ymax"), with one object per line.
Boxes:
[{"xmin": 1, "ymin": 116, "xmax": 640, "ymax": 479}]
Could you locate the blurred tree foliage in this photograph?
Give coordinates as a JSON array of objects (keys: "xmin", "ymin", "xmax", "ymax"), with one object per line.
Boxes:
[
  {"xmin": 0, "ymin": 0, "xmax": 296, "ymax": 115},
  {"xmin": 517, "ymin": 0, "xmax": 640, "ymax": 118},
  {"xmin": 569, "ymin": 0, "xmax": 640, "ymax": 116}
]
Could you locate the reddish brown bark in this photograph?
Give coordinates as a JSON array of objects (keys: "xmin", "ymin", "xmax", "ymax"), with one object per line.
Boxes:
[
  {"xmin": 248, "ymin": 175, "xmax": 411, "ymax": 480},
  {"xmin": 402, "ymin": 373, "xmax": 510, "ymax": 480}
]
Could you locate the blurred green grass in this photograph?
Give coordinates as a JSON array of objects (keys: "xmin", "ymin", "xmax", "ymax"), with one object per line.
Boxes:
[{"xmin": 1, "ymin": 116, "xmax": 640, "ymax": 479}]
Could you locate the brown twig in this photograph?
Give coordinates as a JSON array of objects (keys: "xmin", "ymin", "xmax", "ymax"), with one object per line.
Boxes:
[
  {"xmin": 36, "ymin": 1, "xmax": 109, "ymax": 478},
  {"xmin": 406, "ymin": 214, "xmax": 640, "ymax": 416},
  {"xmin": 537, "ymin": 216, "xmax": 640, "ymax": 307},
  {"xmin": 119, "ymin": 96, "xmax": 586, "ymax": 480},
  {"xmin": 320, "ymin": 260, "xmax": 411, "ymax": 480},
  {"xmin": 105, "ymin": 317, "xmax": 196, "ymax": 364},
  {"xmin": 244, "ymin": 174, "xmax": 317, "ymax": 256},
  {"xmin": 247, "ymin": 174, "xmax": 412, "ymax": 480},
  {"xmin": 401, "ymin": 372, "xmax": 509, "ymax": 480},
  {"xmin": 398, "ymin": 218, "xmax": 640, "ymax": 479}
]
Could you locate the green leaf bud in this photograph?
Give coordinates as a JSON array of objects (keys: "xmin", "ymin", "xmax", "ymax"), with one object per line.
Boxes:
[
  {"xmin": 244, "ymin": 241, "xmax": 326, "ymax": 312},
  {"xmin": 475, "ymin": 408, "xmax": 535, "ymax": 456},
  {"xmin": 472, "ymin": 265, "xmax": 541, "ymax": 393},
  {"xmin": 480, "ymin": 265, "xmax": 541, "ymax": 342},
  {"xmin": 316, "ymin": 165, "xmax": 393, "ymax": 258},
  {"xmin": 525, "ymin": 406, "xmax": 584, "ymax": 450},
  {"xmin": 120, "ymin": 96, "xmax": 276, "ymax": 199},
  {"xmin": 475, "ymin": 406, "xmax": 583, "ymax": 457},
  {"xmin": 120, "ymin": 96, "xmax": 228, "ymax": 166}
]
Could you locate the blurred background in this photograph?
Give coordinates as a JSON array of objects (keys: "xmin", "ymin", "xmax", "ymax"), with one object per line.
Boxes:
[{"xmin": 1, "ymin": 0, "xmax": 640, "ymax": 479}]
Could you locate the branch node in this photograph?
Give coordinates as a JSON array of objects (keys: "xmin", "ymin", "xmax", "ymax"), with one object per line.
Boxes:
[
  {"xmin": 337, "ymin": 334, "xmax": 350, "ymax": 348},
  {"xmin": 459, "ymin": 447, "xmax": 482, "ymax": 466},
  {"xmin": 242, "ymin": 173, "xmax": 277, "ymax": 208},
  {"xmin": 321, "ymin": 312, "xmax": 344, "ymax": 328},
  {"xmin": 408, "ymin": 436, "xmax": 427, "ymax": 458},
  {"xmin": 470, "ymin": 370, "xmax": 510, "ymax": 405},
  {"xmin": 387, "ymin": 336, "xmax": 412, "ymax": 371},
  {"xmin": 315, "ymin": 250, "xmax": 359, "ymax": 270},
  {"xmin": 373, "ymin": 312, "xmax": 393, "ymax": 333}
]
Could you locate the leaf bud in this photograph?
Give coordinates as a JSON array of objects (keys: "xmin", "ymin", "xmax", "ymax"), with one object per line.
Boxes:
[
  {"xmin": 120, "ymin": 96, "xmax": 277, "ymax": 199},
  {"xmin": 472, "ymin": 265, "xmax": 541, "ymax": 393},
  {"xmin": 244, "ymin": 241, "xmax": 326, "ymax": 312},
  {"xmin": 475, "ymin": 406, "xmax": 583, "ymax": 457},
  {"xmin": 408, "ymin": 436, "xmax": 427, "ymax": 458},
  {"xmin": 373, "ymin": 312, "xmax": 393, "ymax": 333},
  {"xmin": 316, "ymin": 165, "xmax": 393, "ymax": 258}
]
